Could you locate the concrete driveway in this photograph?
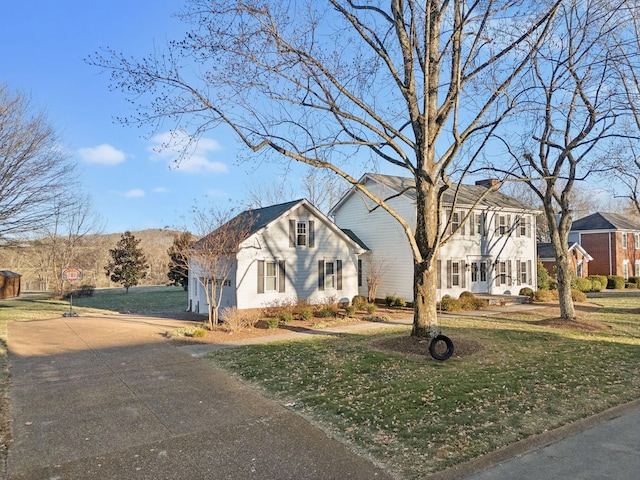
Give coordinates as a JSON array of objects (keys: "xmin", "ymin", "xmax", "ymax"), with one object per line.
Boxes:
[{"xmin": 7, "ymin": 315, "xmax": 392, "ymax": 479}]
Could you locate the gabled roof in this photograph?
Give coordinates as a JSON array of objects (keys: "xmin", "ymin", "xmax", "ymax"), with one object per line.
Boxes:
[
  {"xmin": 537, "ymin": 242, "xmax": 593, "ymax": 261},
  {"xmin": 570, "ymin": 212, "xmax": 640, "ymax": 232},
  {"xmin": 194, "ymin": 199, "xmax": 368, "ymax": 252},
  {"xmin": 341, "ymin": 229, "xmax": 369, "ymax": 250},
  {"xmin": 330, "ymin": 173, "xmax": 536, "ymax": 215}
]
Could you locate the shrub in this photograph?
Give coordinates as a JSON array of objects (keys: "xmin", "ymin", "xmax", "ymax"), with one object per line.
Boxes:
[
  {"xmin": 588, "ymin": 275, "xmax": 607, "ymax": 289},
  {"xmin": 298, "ymin": 308, "xmax": 313, "ymax": 320},
  {"xmin": 166, "ymin": 326, "xmax": 207, "ymax": 339},
  {"xmin": 628, "ymin": 276, "xmax": 640, "ymax": 285},
  {"xmin": 317, "ymin": 306, "xmax": 337, "ymax": 318},
  {"xmin": 533, "ymin": 289, "xmax": 559, "ymax": 302},
  {"xmin": 572, "ymin": 277, "xmax": 592, "ymax": 293},
  {"xmin": 352, "ymin": 295, "xmax": 368, "ymax": 310},
  {"xmin": 458, "ymin": 292, "xmax": 485, "ymax": 311},
  {"xmin": 344, "ymin": 305, "xmax": 356, "ymax": 315},
  {"xmin": 365, "ymin": 303, "xmax": 377, "ymax": 314},
  {"xmin": 266, "ymin": 318, "xmax": 279, "ymax": 329},
  {"xmin": 279, "ymin": 311, "xmax": 293, "ymax": 324},
  {"xmin": 625, "ymin": 282, "xmax": 638, "ymax": 289},
  {"xmin": 519, "ymin": 287, "xmax": 534, "ymax": 298},
  {"xmin": 385, "ymin": 294, "xmax": 397, "ymax": 307},
  {"xmin": 439, "ymin": 296, "xmax": 462, "ymax": 312},
  {"xmin": 571, "ymin": 289, "xmax": 587, "ymax": 302},
  {"xmin": 589, "ymin": 279, "xmax": 603, "ymax": 292},
  {"xmin": 607, "ymin": 276, "xmax": 625, "ymax": 290},
  {"xmin": 392, "ymin": 296, "xmax": 407, "ymax": 308},
  {"xmin": 537, "ymin": 258, "xmax": 551, "ymax": 290}
]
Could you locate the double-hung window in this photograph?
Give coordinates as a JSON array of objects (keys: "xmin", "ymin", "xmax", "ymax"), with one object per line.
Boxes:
[
  {"xmin": 622, "ymin": 233, "xmax": 628, "ymax": 249},
  {"xmin": 318, "ymin": 259, "xmax": 342, "ymax": 291},
  {"xmin": 297, "ymin": 222, "xmax": 307, "ymax": 246}
]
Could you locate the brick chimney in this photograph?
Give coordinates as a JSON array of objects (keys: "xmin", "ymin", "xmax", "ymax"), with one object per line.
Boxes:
[{"xmin": 475, "ymin": 179, "xmax": 500, "ymax": 189}]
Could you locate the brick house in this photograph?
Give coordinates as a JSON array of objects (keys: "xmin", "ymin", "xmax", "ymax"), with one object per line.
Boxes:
[
  {"xmin": 569, "ymin": 212, "xmax": 640, "ymax": 280},
  {"xmin": 537, "ymin": 243, "xmax": 592, "ymax": 278}
]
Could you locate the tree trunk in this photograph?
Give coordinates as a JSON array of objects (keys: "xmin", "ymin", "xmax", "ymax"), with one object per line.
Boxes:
[
  {"xmin": 412, "ymin": 258, "xmax": 439, "ymax": 337},
  {"xmin": 411, "ymin": 178, "xmax": 439, "ymax": 338},
  {"xmin": 555, "ymin": 253, "xmax": 576, "ymax": 320}
]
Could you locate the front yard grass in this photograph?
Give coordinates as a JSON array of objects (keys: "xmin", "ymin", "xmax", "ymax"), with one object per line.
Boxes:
[{"xmin": 206, "ymin": 292, "xmax": 640, "ymax": 479}]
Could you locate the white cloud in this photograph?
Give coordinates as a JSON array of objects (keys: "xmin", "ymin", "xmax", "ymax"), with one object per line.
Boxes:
[
  {"xmin": 123, "ymin": 189, "xmax": 145, "ymax": 198},
  {"xmin": 77, "ymin": 144, "xmax": 126, "ymax": 165},
  {"xmin": 148, "ymin": 130, "xmax": 228, "ymax": 174},
  {"xmin": 152, "ymin": 187, "xmax": 169, "ymax": 193}
]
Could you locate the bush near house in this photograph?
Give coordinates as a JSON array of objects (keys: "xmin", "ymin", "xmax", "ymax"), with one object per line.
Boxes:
[
  {"xmin": 438, "ymin": 296, "xmax": 462, "ymax": 312},
  {"xmin": 533, "ymin": 289, "xmax": 560, "ymax": 302},
  {"xmin": 519, "ymin": 287, "xmax": 534, "ymax": 298},
  {"xmin": 571, "ymin": 289, "xmax": 587, "ymax": 302},
  {"xmin": 351, "ymin": 295, "xmax": 368, "ymax": 310},
  {"xmin": 626, "ymin": 282, "xmax": 638, "ymax": 289},
  {"xmin": 627, "ymin": 277, "xmax": 640, "ymax": 286},
  {"xmin": 607, "ymin": 276, "xmax": 625, "ymax": 290},
  {"xmin": 589, "ymin": 275, "xmax": 608, "ymax": 289},
  {"xmin": 571, "ymin": 277, "xmax": 592, "ymax": 293}
]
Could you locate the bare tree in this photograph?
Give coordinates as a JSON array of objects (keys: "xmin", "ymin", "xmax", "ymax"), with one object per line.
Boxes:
[
  {"xmin": 366, "ymin": 255, "xmax": 388, "ymax": 303},
  {"xmin": 0, "ymin": 84, "xmax": 76, "ymax": 243},
  {"xmin": 187, "ymin": 205, "xmax": 253, "ymax": 329},
  {"xmin": 245, "ymin": 167, "xmax": 348, "ymax": 214},
  {"xmin": 492, "ymin": 0, "xmax": 637, "ymax": 320},
  {"xmin": 89, "ymin": 0, "xmax": 560, "ymax": 337},
  {"xmin": 25, "ymin": 194, "xmax": 104, "ymax": 295}
]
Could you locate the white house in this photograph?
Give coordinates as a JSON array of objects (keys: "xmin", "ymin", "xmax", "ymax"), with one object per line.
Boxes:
[
  {"xmin": 188, "ymin": 199, "xmax": 369, "ymax": 313},
  {"xmin": 329, "ymin": 174, "xmax": 538, "ymax": 301}
]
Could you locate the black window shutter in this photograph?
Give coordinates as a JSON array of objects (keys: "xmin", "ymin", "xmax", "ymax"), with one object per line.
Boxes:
[
  {"xmin": 318, "ymin": 260, "xmax": 325, "ymax": 291},
  {"xmin": 257, "ymin": 260, "xmax": 264, "ymax": 294},
  {"xmin": 358, "ymin": 259, "xmax": 362, "ymax": 287},
  {"xmin": 446, "ymin": 260, "xmax": 452, "ymax": 288},
  {"xmin": 437, "ymin": 260, "xmax": 442, "ymax": 289},
  {"xmin": 289, "ymin": 220, "xmax": 296, "ymax": 247},
  {"xmin": 308, "ymin": 220, "xmax": 315, "ymax": 248},
  {"xmin": 336, "ymin": 260, "xmax": 342, "ymax": 290},
  {"xmin": 278, "ymin": 260, "xmax": 285, "ymax": 293},
  {"xmin": 460, "ymin": 260, "xmax": 466, "ymax": 288}
]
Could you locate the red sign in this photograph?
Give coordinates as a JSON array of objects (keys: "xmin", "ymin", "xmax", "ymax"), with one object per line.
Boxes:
[{"xmin": 62, "ymin": 268, "xmax": 83, "ymax": 282}]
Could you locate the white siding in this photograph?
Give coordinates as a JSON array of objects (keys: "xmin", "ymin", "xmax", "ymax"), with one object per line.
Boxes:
[
  {"xmin": 333, "ymin": 179, "xmax": 538, "ymax": 301},
  {"xmin": 332, "ymin": 178, "xmax": 416, "ymax": 302},
  {"xmin": 236, "ymin": 203, "xmax": 360, "ymax": 309}
]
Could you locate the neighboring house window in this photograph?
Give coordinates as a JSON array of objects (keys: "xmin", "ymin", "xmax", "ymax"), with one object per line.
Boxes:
[
  {"xmin": 576, "ymin": 260, "xmax": 583, "ymax": 278},
  {"xmin": 635, "ymin": 260, "xmax": 640, "ymax": 277},
  {"xmin": 257, "ymin": 260, "xmax": 286, "ymax": 294},
  {"xmin": 214, "ymin": 279, "xmax": 231, "ymax": 287},
  {"xmin": 623, "ymin": 260, "xmax": 629, "ymax": 281},
  {"xmin": 471, "ymin": 262, "xmax": 478, "ymax": 282},
  {"xmin": 622, "ymin": 232, "xmax": 628, "ymax": 249},
  {"xmin": 289, "ymin": 220, "xmax": 315, "ymax": 247},
  {"xmin": 318, "ymin": 259, "xmax": 342, "ymax": 291},
  {"xmin": 480, "ymin": 262, "xmax": 487, "ymax": 282},
  {"xmin": 635, "ymin": 233, "xmax": 640, "ymax": 249}
]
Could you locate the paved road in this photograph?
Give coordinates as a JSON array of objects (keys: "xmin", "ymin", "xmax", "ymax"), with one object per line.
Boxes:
[{"xmin": 7, "ymin": 315, "xmax": 392, "ymax": 479}]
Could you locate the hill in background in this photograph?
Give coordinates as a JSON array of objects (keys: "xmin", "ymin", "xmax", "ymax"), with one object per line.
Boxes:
[{"xmin": 0, "ymin": 229, "xmax": 184, "ymax": 292}]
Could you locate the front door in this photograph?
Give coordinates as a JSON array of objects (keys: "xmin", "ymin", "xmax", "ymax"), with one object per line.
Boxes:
[{"xmin": 469, "ymin": 259, "xmax": 489, "ymax": 294}]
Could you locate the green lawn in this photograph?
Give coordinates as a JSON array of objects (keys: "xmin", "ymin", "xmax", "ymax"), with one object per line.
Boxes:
[{"xmin": 206, "ymin": 292, "xmax": 640, "ymax": 479}]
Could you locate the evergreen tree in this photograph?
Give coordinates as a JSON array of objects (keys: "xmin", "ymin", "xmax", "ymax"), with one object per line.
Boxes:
[
  {"xmin": 105, "ymin": 231, "xmax": 149, "ymax": 293},
  {"xmin": 167, "ymin": 232, "xmax": 193, "ymax": 290}
]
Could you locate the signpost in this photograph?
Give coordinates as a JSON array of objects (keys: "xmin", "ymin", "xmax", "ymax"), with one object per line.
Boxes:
[{"xmin": 62, "ymin": 268, "xmax": 83, "ymax": 317}]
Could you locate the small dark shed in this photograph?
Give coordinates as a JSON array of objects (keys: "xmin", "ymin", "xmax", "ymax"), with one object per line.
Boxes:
[{"xmin": 0, "ymin": 271, "xmax": 21, "ymax": 299}]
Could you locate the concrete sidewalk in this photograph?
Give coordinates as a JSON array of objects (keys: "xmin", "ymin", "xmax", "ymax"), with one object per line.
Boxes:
[{"xmin": 7, "ymin": 315, "xmax": 392, "ymax": 479}]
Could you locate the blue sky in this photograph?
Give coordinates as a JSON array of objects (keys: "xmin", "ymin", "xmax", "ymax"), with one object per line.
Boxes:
[{"xmin": 1, "ymin": 1, "xmax": 336, "ymax": 234}]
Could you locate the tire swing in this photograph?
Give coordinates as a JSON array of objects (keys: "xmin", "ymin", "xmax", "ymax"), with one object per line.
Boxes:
[{"xmin": 428, "ymin": 334, "xmax": 454, "ymax": 361}]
